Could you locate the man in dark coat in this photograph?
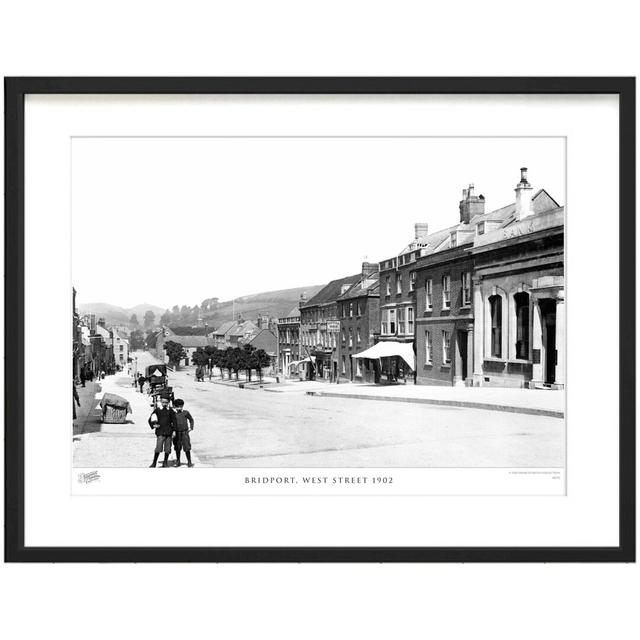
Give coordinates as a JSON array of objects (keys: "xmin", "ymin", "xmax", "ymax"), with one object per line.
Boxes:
[
  {"xmin": 138, "ymin": 374, "xmax": 146, "ymax": 394},
  {"xmin": 148, "ymin": 397, "xmax": 177, "ymax": 468}
]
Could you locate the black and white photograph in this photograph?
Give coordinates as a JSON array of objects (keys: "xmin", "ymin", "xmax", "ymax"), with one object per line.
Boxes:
[
  {"xmin": 7, "ymin": 78, "xmax": 632, "ymax": 563},
  {"xmin": 72, "ymin": 136, "xmax": 566, "ymax": 476}
]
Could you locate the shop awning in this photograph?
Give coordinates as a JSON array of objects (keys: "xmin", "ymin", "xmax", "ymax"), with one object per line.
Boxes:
[
  {"xmin": 352, "ymin": 341, "xmax": 415, "ymax": 370},
  {"xmin": 287, "ymin": 356, "xmax": 316, "ymax": 369}
]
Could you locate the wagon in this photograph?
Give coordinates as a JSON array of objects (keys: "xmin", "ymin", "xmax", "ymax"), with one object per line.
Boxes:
[{"xmin": 144, "ymin": 364, "xmax": 174, "ymax": 405}]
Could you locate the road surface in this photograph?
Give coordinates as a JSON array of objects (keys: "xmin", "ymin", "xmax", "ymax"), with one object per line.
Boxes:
[{"xmin": 73, "ymin": 350, "xmax": 564, "ymax": 468}]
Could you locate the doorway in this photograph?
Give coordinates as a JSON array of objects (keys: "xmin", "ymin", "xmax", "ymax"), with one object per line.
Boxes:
[
  {"xmin": 457, "ymin": 330, "xmax": 468, "ymax": 381},
  {"xmin": 540, "ymin": 299, "xmax": 557, "ymax": 384}
]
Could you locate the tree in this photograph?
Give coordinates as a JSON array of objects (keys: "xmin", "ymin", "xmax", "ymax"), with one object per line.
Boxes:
[
  {"xmin": 191, "ymin": 347, "xmax": 209, "ymax": 368},
  {"xmin": 130, "ymin": 313, "xmax": 139, "ymax": 327},
  {"xmin": 143, "ymin": 309, "xmax": 156, "ymax": 329},
  {"xmin": 164, "ymin": 340, "xmax": 186, "ymax": 369},
  {"xmin": 129, "ymin": 329, "xmax": 145, "ymax": 351},
  {"xmin": 160, "ymin": 310, "xmax": 171, "ymax": 326},
  {"xmin": 227, "ymin": 347, "xmax": 243, "ymax": 380},
  {"xmin": 253, "ymin": 349, "xmax": 271, "ymax": 381},
  {"xmin": 241, "ymin": 344, "xmax": 256, "ymax": 381}
]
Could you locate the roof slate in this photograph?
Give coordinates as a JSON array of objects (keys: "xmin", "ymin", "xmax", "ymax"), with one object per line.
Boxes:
[{"xmin": 301, "ymin": 273, "xmax": 361, "ymax": 308}]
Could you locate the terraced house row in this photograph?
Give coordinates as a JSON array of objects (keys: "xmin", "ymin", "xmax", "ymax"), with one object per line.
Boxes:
[{"xmin": 278, "ymin": 167, "xmax": 565, "ymax": 389}]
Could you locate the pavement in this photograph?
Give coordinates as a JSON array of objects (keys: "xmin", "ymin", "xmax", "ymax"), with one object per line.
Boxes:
[
  {"xmin": 264, "ymin": 377, "xmax": 564, "ymax": 418},
  {"xmin": 73, "ymin": 365, "xmax": 202, "ymax": 469}
]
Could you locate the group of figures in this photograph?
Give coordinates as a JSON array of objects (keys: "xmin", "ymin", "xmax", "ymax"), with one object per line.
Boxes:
[{"xmin": 148, "ymin": 396, "xmax": 196, "ymax": 468}]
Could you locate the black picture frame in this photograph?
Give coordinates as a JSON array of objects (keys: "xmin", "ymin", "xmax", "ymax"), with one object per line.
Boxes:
[{"xmin": 4, "ymin": 77, "xmax": 635, "ymax": 563}]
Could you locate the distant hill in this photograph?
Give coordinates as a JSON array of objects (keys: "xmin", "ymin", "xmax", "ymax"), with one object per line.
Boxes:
[
  {"xmin": 201, "ymin": 285, "xmax": 323, "ymax": 327},
  {"xmin": 77, "ymin": 285, "xmax": 323, "ymax": 330},
  {"xmin": 78, "ymin": 302, "xmax": 166, "ymax": 326}
]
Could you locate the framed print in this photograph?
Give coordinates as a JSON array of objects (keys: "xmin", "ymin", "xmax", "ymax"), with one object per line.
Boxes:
[{"xmin": 4, "ymin": 77, "xmax": 635, "ymax": 562}]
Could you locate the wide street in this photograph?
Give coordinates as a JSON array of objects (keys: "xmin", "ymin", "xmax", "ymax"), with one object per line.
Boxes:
[{"xmin": 74, "ymin": 350, "xmax": 564, "ymax": 468}]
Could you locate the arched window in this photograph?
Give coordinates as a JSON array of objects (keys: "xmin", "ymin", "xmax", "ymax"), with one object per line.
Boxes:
[
  {"xmin": 514, "ymin": 292, "xmax": 530, "ymax": 360},
  {"xmin": 489, "ymin": 294, "xmax": 502, "ymax": 358}
]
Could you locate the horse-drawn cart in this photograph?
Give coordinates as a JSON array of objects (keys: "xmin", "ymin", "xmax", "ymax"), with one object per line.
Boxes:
[{"xmin": 145, "ymin": 364, "xmax": 175, "ymax": 406}]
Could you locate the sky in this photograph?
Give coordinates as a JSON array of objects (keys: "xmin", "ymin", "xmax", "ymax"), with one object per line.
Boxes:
[{"xmin": 72, "ymin": 136, "xmax": 565, "ymax": 310}]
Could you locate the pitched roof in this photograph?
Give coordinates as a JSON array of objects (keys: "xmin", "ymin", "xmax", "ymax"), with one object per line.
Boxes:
[
  {"xmin": 210, "ymin": 321, "xmax": 238, "ymax": 336},
  {"xmin": 396, "ymin": 187, "xmax": 562, "ymax": 260},
  {"xmin": 228, "ymin": 320, "xmax": 259, "ymax": 337},
  {"xmin": 283, "ymin": 306, "xmax": 301, "ymax": 319},
  {"xmin": 301, "ymin": 273, "xmax": 361, "ymax": 308},
  {"xmin": 338, "ymin": 273, "xmax": 380, "ymax": 300}
]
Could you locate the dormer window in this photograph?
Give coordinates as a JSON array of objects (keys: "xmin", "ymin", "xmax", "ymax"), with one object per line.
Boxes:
[
  {"xmin": 450, "ymin": 232, "xmax": 457, "ymax": 247},
  {"xmin": 477, "ymin": 222, "xmax": 485, "ymax": 236}
]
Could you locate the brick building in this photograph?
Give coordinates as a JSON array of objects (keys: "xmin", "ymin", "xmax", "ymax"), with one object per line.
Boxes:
[
  {"xmin": 413, "ymin": 168, "xmax": 565, "ymax": 388},
  {"xmin": 277, "ymin": 303, "xmax": 302, "ymax": 378},
  {"xmin": 300, "ymin": 273, "xmax": 360, "ymax": 381},
  {"xmin": 336, "ymin": 263, "xmax": 380, "ymax": 382},
  {"xmin": 376, "ymin": 224, "xmax": 430, "ymax": 383}
]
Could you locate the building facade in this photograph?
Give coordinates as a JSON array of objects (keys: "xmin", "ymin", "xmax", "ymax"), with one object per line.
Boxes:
[
  {"xmin": 470, "ymin": 174, "xmax": 564, "ymax": 388},
  {"xmin": 412, "ymin": 168, "xmax": 565, "ymax": 388},
  {"xmin": 300, "ymin": 273, "xmax": 360, "ymax": 381},
  {"xmin": 277, "ymin": 306, "xmax": 302, "ymax": 377},
  {"xmin": 376, "ymin": 226, "xmax": 429, "ymax": 383},
  {"xmin": 336, "ymin": 263, "xmax": 380, "ymax": 383}
]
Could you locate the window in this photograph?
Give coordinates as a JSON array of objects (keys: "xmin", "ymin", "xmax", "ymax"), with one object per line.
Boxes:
[
  {"xmin": 490, "ymin": 294, "xmax": 502, "ymax": 358},
  {"xmin": 341, "ymin": 356, "xmax": 346, "ymax": 374},
  {"xmin": 357, "ymin": 328, "xmax": 361, "ymax": 343},
  {"xmin": 119, "ymin": 345, "xmax": 124, "ymax": 351},
  {"xmin": 349, "ymin": 302, "xmax": 353, "ymax": 317},
  {"xmin": 342, "ymin": 329, "xmax": 346, "ymax": 344},
  {"xmin": 356, "ymin": 359, "xmax": 362, "ymax": 376},
  {"xmin": 462, "ymin": 272, "xmax": 471, "ymax": 306},
  {"xmin": 442, "ymin": 331, "xmax": 451, "ymax": 364},
  {"xmin": 442, "ymin": 275, "xmax": 451, "ymax": 309},
  {"xmin": 425, "ymin": 331, "xmax": 432, "ymax": 364},
  {"xmin": 425, "ymin": 279, "xmax": 433, "ymax": 311},
  {"xmin": 407, "ymin": 307, "xmax": 414, "ymax": 335},
  {"xmin": 341, "ymin": 304, "xmax": 346, "ymax": 318},
  {"xmin": 397, "ymin": 308, "xmax": 405, "ymax": 334},
  {"xmin": 389, "ymin": 308, "xmax": 396, "ymax": 334},
  {"xmin": 381, "ymin": 312, "xmax": 388, "ymax": 335},
  {"xmin": 477, "ymin": 222, "xmax": 485, "ymax": 235},
  {"xmin": 514, "ymin": 292, "xmax": 530, "ymax": 360},
  {"xmin": 396, "ymin": 275, "xmax": 402, "ymax": 295},
  {"xmin": 357, "ymin": 301, "xmax": 362, "ymax": 316},
  {"xmin": 385, "ymin": 276, "xmax": 391, "ymax": 296},
  {"xmin": 450, "ymin": 232, "xmax": 457, "ymax": 248},
  {"xmin": 348, "ymin": 328, "xmax": 353, "ymax": 347},
  {"xmin": 409, "ymin": 271, "xmax": 416, "ymax": 292}
]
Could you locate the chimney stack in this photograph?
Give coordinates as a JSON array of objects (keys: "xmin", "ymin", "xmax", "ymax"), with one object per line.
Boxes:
[
  {"xmin": 361, "ymin": 261, "xmax": 378, "ymax": 278},
  {"xmin": 299, "ymin": 292, "xmax": 307, "ymax": 308},
  {"xmin": 414, "ymin": 222, "xmax": 429, "ymax": 239},
  {"xmin": 514, "ymin": 167, "xmax": 534, "ymax": 220},
  {"xmin": 459, "ymin": 183, "xmax": 485, "ymax": 224}
]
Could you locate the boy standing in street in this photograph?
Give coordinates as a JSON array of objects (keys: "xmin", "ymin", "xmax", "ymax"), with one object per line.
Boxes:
[
  {"xmin": 172, "ymin": 398, "xmax": 195, "ymax": 467},
  {"xmin": 148, "ymin": 397, "xmax": 177, "ymax": 468}
]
